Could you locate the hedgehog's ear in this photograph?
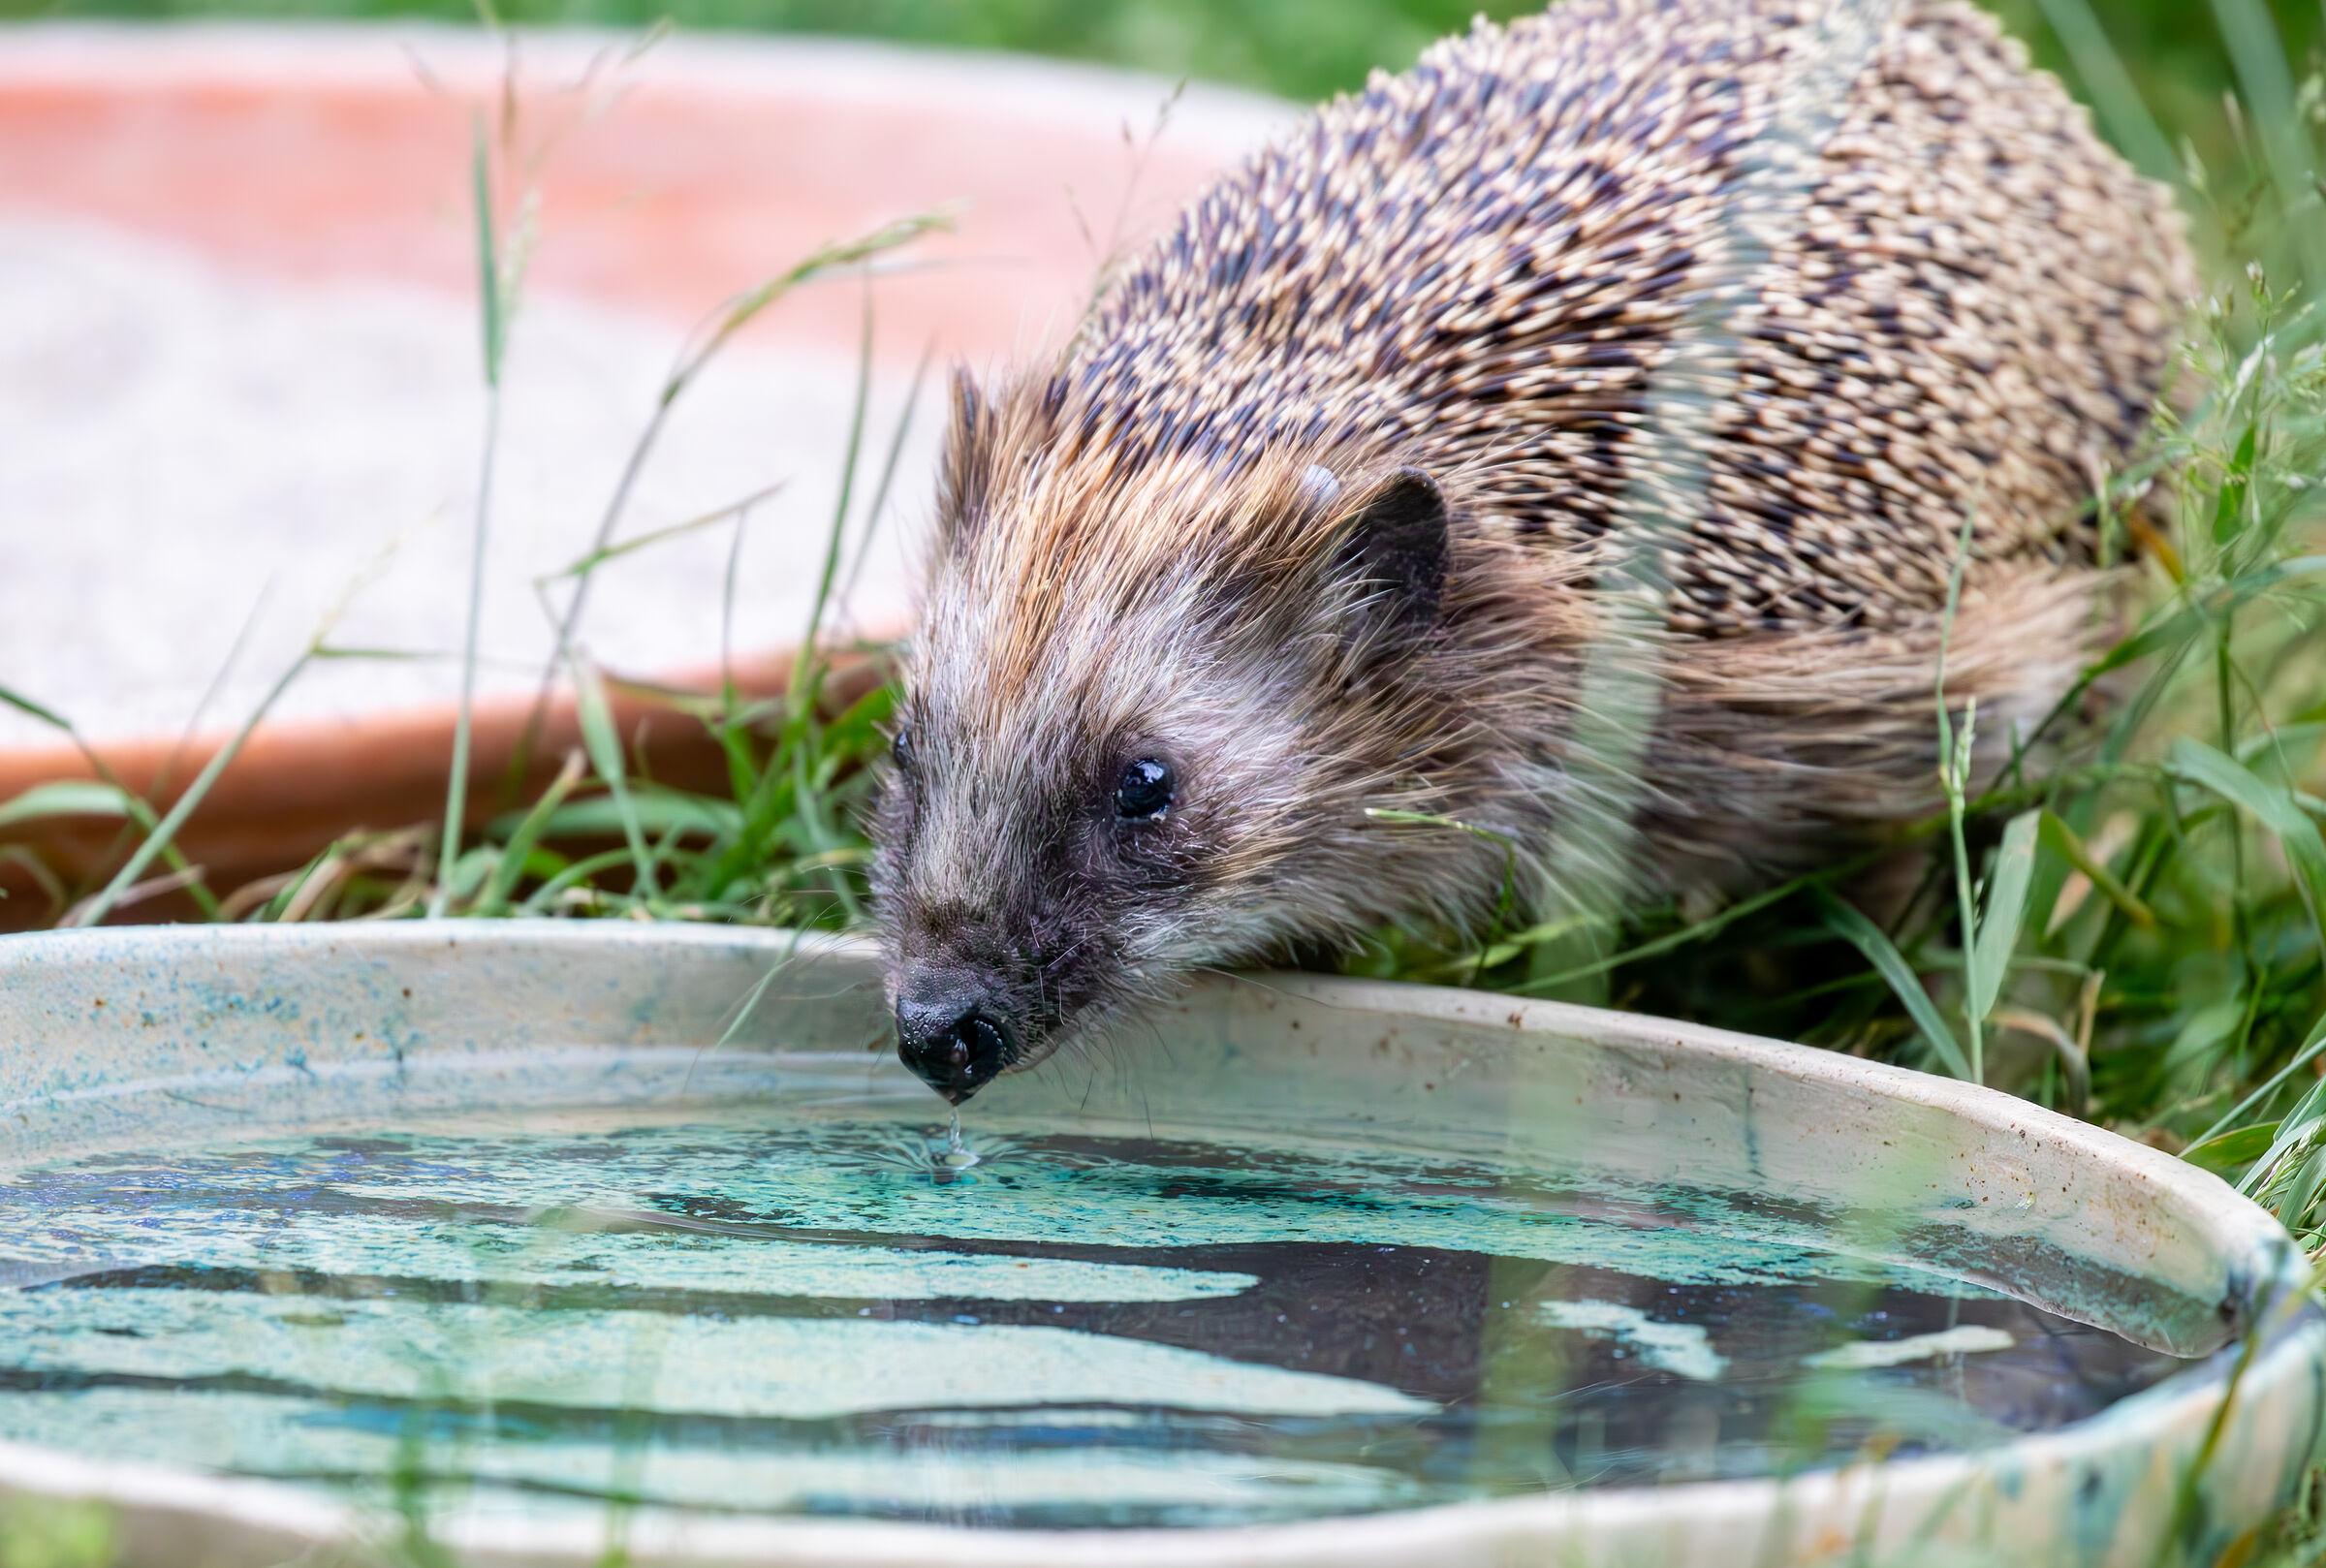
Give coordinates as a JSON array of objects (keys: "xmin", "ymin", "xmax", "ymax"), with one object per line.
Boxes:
[
  {"xmin": 935, "ymin": 368, "xmax": 994, "ymax": 555},
  {"xmin": 1328, "ymin": 467, "xmax": 1448, "ymax": 638}
]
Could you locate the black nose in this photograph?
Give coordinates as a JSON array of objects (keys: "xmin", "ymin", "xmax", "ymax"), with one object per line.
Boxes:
[{"xmin": 895, "ymin": 997, "xmax": 1014, "ymax": 1104}]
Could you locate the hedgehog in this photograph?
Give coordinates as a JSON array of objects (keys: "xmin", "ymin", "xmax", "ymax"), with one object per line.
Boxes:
[{"xmin": 871, "ymin": 0, "xmax": 2191, "ymax": 1103}]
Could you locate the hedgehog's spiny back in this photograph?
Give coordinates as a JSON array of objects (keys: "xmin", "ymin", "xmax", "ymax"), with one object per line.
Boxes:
[
  {"xmin": 880, "ymin": 0, "xmax": 2193, "ymax": 1082},
  {"xmin": 1053, "ymin": 0, "xmax": 2185, "ymax": 638}
]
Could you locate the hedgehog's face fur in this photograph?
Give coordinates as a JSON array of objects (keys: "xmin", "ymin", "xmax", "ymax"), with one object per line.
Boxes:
[{"xmin": 870, "ymin": 380, "xmax": 1499, "ymax": 1103}]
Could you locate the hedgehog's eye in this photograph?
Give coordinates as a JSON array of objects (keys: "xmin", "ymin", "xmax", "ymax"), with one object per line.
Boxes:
[
  {"xmin": 891, "ymin": 722, "xmax": 913, "ymax": 771},
  {"xmin": 1115, "ymin": 758, "xmax": 1173, "ymax": 820}
]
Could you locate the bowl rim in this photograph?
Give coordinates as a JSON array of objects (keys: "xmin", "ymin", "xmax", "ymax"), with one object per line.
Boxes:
[{"xmin": 0, "ymin": 918, "xmax": 2314, "ymax": 1568}]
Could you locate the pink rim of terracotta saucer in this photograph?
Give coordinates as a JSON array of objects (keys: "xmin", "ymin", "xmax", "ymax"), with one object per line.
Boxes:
[{"xmin": 0, "ymin": 23, "xmax": 1288, "ymax": 925}]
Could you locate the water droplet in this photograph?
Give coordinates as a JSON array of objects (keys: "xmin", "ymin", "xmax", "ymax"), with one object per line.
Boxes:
[{"xmin": 940, "ymin": 1113, "xmax": 980, "ymax": 1170}]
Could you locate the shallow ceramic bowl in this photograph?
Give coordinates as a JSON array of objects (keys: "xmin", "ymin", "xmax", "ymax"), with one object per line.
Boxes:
[{"xmin": 0, "ymin": 921, "xmax": 2316, "ymax": 1567}]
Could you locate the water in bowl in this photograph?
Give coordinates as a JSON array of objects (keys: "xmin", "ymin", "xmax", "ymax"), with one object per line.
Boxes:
[{"xmin": 0, "ymin": 1099, "xmax": 2195, "ymax": 1530}]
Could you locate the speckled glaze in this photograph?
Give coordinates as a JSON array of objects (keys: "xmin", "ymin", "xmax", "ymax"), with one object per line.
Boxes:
[{"xmin": 0, "ymin": 921, "xmax": 2316, "ymax": 1567}]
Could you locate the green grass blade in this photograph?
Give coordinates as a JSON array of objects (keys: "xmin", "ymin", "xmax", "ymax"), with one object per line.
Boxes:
[
  {"xmin": 433, "ymin": 117, "xmax": 507, "ymax": 917},
  {"xmin": 68, "ymin": 653, "xmax": 309, "ymax": 928},
  {"xmin": 2226, "ymin": 553, "xmax": 2326, "ymax": 604},
  {"xmin": 0, "ymin": 684, "xmax": 77, "ymax": 736},
  {"xmin": 2238, "ymin": 1075, "xmax": 2326, "ymax": 1196},
  {"xmin": 2277, "ymin": 1142, "xmax": 2326, "ymax": 1227},
  {"xmin": 2167, "ymin": 736, "xmax": 2326, "ymax": 938},
  {"xmin": 0, "ymin": 694, "xmax": 224, "ymax": 921},
  {"xmin": 2030, "ymin": 0, "xmax": 2182, "ymax": 183},
  {"xmin": 2207, "ymin": 0, "xmax": 2326, "ymax": 300},
  {"xmin": 472, "ymin": 114, "xmax": 503, "ymax": 389},
  {"xmin": 787, "ymin": 740, "xmax": 862, "ymax": 926},
  {"xmin": 2185, "ymin": 1121, "xmax": 2279, "ymax": 1174},
  {"xmin": 499, "ymin": 791, "xmax": 740, "ymax": 846},
  {"xmin": 1932, "ymin": 505, "xmax": 1982, "ymax": 1082},
  {"xmin": 0, "ymin": 781, "xmax": 133, "ymax": 830},
  {"xmin": 2213, "ymin": 419, "xmax": 2259, "ymax": 546},
  {"xmin": 833, "ymin": 342, "xmax": 935, "ymax": 620},
  {"xmin": 2084, "ymin": 602, "xmax": 2205, "ymax": 681},
  {"xmin": 1812, "ymin": 886, "xmax": 1973, "ymax": 1081},
  {"xmin": 792, "ymin": 292, "xmax": 877, "ymax": 723},
  {"xmin": 512, "ymin": 209, "xmax": 950, "ymax": 790},
  {"xmin": 2037, "ymin": 810, "xmax": 2157, "ymax": 926},
  {"xmin": 1969, "ymin": 809, "xmax": 2039, "ymax": 1024},
  {"xmin": 572, "ymin": 657, "xmax": 658, "ymax": 901},
  {"xmin": 0, "ymin": 846, "xmax": 66, "ymax": 920},
  {"xmin": 518, "ymin": 846, "xmax": 638, "ymax": 916},
  {"xmin": 1510, "ymin": 851, "xmax": 1884, "ymax": 994},
  {"xmin": 474, "ymin": 750, "xmax": 586, "ymax": 917},
  {"xmin": 2191, "ymin": 1008, "xmax": 2326, "ymax": 1149},
  {"xmin": 539, "ymin": 482, "xmax": 786, "ymax": 584},
  {"xmin": 0, "ymin": 690, "xmax": 198, "ymax": 895}
]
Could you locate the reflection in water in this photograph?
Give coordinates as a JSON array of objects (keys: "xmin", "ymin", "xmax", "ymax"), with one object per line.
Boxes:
[{"xmin": 0, "ymin": 1111, "xmax": 2195, "ymax": 1529}]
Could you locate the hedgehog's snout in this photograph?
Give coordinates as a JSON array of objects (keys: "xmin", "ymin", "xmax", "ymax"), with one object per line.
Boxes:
[{"xmin": 894, "ymin": 980, "xmax": 1017, "ymax": 1105}]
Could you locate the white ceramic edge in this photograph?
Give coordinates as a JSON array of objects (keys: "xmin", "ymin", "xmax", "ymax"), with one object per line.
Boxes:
[
  {"xmin": 1269, "ymin": 969, "xmax": 2300, "ymax": 1276},
  {"xmin": 0, "ymin": 920, "xmax": 2314, "ymax": 1568},
  {"xmin": 0, "ymin": 1435, "xmax": 357, "ymax": 1565}
]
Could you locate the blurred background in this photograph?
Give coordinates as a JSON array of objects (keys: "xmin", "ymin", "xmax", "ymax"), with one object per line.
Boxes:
[
  {"xmin": 0, "ymin": 0, "xmax": 2302, "ymax": 902},
  {"xmin": 0, "ymin": 0, "xmax": 2303, "ymax": 157},
  {"xmin": 0, "ymin": 0, "xmax": 2287, "ymax": 755}
]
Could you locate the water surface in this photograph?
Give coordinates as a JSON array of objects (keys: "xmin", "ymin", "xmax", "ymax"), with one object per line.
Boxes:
[{"xmin": 0, "ymin": 1104, "xmax": 2195, "ymax": 1529}]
